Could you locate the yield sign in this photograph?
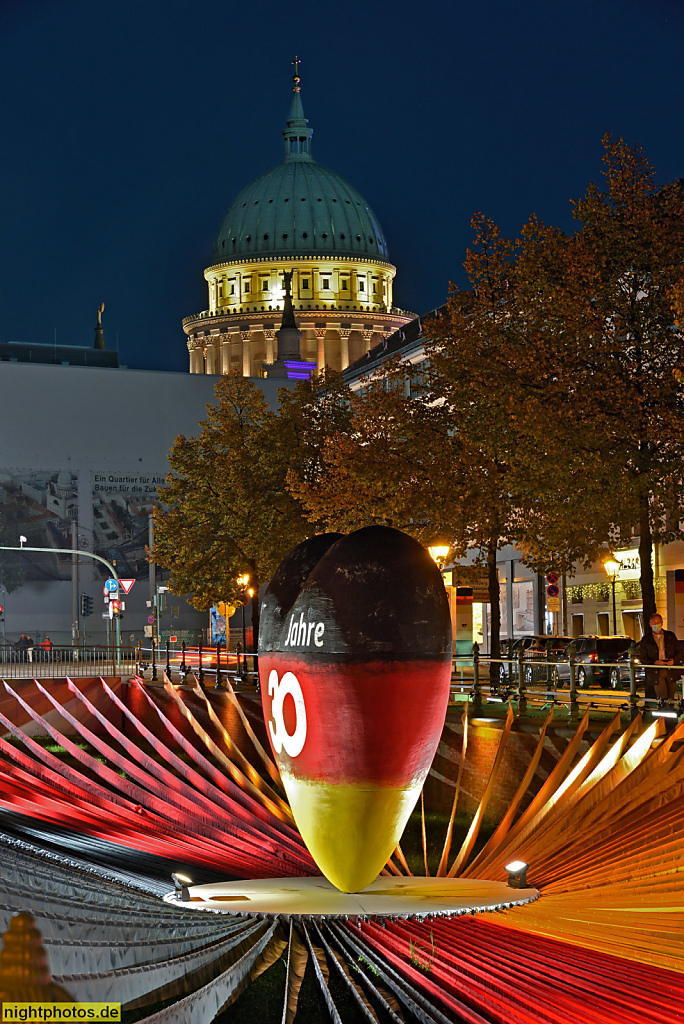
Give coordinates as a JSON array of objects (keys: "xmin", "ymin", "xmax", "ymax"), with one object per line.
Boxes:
[{"xmin": 119, "ymin": 579, "xmax": 136, "ymax": 595}]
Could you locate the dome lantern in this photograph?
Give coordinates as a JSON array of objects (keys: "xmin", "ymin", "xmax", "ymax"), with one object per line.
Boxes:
[{"xmin": 283, "ymin": 56, "xmax": 312, "ymax": 161}]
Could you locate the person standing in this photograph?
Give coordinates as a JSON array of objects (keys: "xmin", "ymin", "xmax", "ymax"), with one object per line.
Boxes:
[
  {"xmin": 15, "ymin": 633, "xmax": 28, "ymax": 662},
  {"xmin": 638, "ymin": 613, "xmax": 684, "ymax": 702}
]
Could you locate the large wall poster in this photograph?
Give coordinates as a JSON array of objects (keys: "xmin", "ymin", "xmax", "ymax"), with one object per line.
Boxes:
[
  {"xmin": 0, "ymin": 470, "xmax": 79, "ymax": 581},
  {"xmin": 0, "ymin": 468, "xmax": 167, "ymax": 583},
  {"xmin": 91, "ymin": 473, "xmax": 165, "ymax": 579}
]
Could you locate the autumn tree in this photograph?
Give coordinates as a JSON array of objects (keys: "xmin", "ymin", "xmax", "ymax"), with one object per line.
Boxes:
[
  {"xmin": 519, "ymin": 139, "xmax": 684, "ymax": 621},
  {"xmin": 152, "ymin": 369, "xmax": 350, "ymax": 643},
  {"xmin": 294, "ymin": 210, "xmax": 626, "ymax": 656},
  {"xmin": 422, "ymin": 213, "xmax": 625, "ymax": 653}
]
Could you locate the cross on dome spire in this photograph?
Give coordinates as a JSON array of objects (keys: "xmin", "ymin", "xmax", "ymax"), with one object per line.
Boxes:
[{"xmin": 283, "ymin": 57, "xmax": 313, "ymax": 161}]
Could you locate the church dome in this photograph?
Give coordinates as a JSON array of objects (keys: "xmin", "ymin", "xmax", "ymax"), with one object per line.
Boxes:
[{"xmin": 212, "ymin": 86, "xmax": 389, "ymax": 265}]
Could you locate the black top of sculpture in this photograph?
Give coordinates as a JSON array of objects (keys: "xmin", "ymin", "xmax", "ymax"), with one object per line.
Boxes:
[{"xmin": 259, "ymin": 525, "xmax": 452, "ymax": 659}]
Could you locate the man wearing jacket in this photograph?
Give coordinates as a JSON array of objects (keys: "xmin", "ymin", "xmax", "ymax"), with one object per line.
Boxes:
[{"xmin": 638, "ymin": 613, "xmax": 684, "ymax": 701}]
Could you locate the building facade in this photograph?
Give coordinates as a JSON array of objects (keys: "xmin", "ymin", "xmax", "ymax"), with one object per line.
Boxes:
[{"xmin": 184, "ymin": 70, "xmax": 415, "ymax": 378}]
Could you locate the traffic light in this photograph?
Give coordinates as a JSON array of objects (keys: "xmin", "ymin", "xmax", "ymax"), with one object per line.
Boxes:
[
  {"xmin": 80, "ymin": 594, "xmax": 93, "ymax": 617},
  {"xmin": 0, "ymin": 605, "xmax": 4, "ymax": 620},
  {"xmin": 110, "ymin": 599, "xmax": 121, "ymax": 618}
]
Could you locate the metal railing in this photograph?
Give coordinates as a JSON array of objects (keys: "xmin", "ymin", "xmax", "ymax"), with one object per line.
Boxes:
[
  {"xmin": 0, "ymin": 644, "xmax": 139, "ymax": 678},
  {"xmin": 133, "ymin": 638, "xmax": 681, "ymax": 721},
  {"xmin": 448, "ymin": 641, "xmax": 677, "ymax": 720},
  {"xmin": 138, "ymin": 641, "xmax": 260, "ymax": 691}
]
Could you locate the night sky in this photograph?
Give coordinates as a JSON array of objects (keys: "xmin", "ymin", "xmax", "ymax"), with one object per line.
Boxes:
[{"xmin": 1, "ymin": 0, "xmax": 683, "ymax": 373}]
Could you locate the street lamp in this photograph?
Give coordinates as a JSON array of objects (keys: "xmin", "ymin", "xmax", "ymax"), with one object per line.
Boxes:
[
  {"xmin": 236, "ymin": 575, "xmax": 251, "ymax": 655},
  {"xmin": 603, "ymin": 555, "xmax": 621, "ymax": 634},
  {"xmin": 428, "ymin": 544, "xmax": 450, "ymax": 569}
]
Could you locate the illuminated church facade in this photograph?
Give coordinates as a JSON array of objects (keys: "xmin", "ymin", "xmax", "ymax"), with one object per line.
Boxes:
[{"xmin": 183, "ymin": 65, "xmax": 414, "ymax": 377}]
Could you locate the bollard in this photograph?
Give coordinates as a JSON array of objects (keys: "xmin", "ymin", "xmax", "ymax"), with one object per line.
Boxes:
[
  {"xmin": 546, "ymin": 638, "xmax": 553, "ymax": 691},
  {"xmin": 628, "ymin": 641, "xmax": 639, "ymax": 720},
  {"xmin": 197, "ymin": 640, "xmax": 205, "ymax": 690},
  {"xmin": 517, "ymin": 647, "xmax": 527, "ymax": 714},
  {"xmin": 236, "ymin": 641, "xmax": 244, "ymax": 684},
  {"xmin": 165, "ymin": 638, "xmax": 171, "ymax": 679},
  {"xmin": 151, "ymin": 640, "xmax": 157, "ymax": 682},
  {"xmin": 180, "ymin": 640, "xmax": 187, "ymax": 676},
  {"xmin": 472, "ymin": 641, "xmax": 482, "ymax": 712},
  {"xmin": 215, "ymin": 642, "xmax": 223, "ymax": 689},
  {"xmin": 568, "ymin": 641, "xmax": 579, "ymax": 720}
]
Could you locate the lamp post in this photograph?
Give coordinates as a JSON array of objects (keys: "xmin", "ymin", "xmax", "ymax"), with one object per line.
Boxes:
[
  {"xmin": 0, "ymin": 542, "xmax": 122, "ymax": 661},
  {"xmin": 603, "ymin": 556, "xmax": 621, "ymax": 634},
  {"xmin": 236, "ymin": 574, "xmax": 254, "ymax": 655}
]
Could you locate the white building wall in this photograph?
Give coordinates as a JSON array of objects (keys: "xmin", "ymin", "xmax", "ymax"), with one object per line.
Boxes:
[{"xmin": 0, "ymin": 363, "xmax": 291, "ymax": 644}]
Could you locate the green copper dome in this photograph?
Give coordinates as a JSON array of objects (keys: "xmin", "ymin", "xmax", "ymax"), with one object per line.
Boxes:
[{"xmin": 212, "ymin": 87, "xmax": 390, "ymax": 265}]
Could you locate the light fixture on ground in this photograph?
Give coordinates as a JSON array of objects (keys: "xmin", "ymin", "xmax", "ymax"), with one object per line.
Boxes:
[
  {"xmin": 651, "ymin": 706, "xmax": 680, "ymax": 720},
  {"xmin": 19, "ymin": 535, "xmax": 26, "ymax": 548},
  {"xmin": 602, "ymin": 555, "xmax": 621, "ymax": 633},
  {"xmin": 505, "ymin": 860, "xmax": 529, "ymax": 888},
  {"xmin": 171, "ymin": 873, "xmax": 192, "ymax": 901}
]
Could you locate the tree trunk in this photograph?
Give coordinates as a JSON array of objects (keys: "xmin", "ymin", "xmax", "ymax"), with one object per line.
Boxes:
[
  {"xmin": 487, "ymin": 539, "xmax": 500, "ymax": 659},
  {"xmin": 639, "ymin": 503, "xmax": 656, "ymax": 626}
]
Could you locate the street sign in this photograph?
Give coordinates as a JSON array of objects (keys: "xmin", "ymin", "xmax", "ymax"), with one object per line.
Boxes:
[
  {"xmin": 545, "ymin": 572, "xmax": 560, "ymax": 585},
  {"xmin": 119, "ymin": 579, "xmax": 135, "ymax": 595},
  {"xmin": 147, "ymin": 615, "xmax": 155, "ymax": 625},
  {"xmin": 547, "ymin": 596, "xmax": 561, "ymax": 612},
  {"xmin": 546, "ymin": 584, "xmax": 560, "ymax": 598},
  {"xmin": 170, "ymin": 635, "xmax": 177, "ymax": 643},
  {"xmin": 105, "ymin": 579, "xmax": 118, "ymax": 593}
]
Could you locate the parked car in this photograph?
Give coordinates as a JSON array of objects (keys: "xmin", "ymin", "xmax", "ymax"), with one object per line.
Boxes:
[
  {"xmin": 522, "ymin": 636, "xmax": 574, "ymax": 685},
  {"xmin": 554, "ymin": 635, "xmax": 633, "ymax": 689},
  {"xmin": 497, "ymin": 636, "xmax": 562, "ymax": 685},
  {"xmin": 606, "ymin": 648, "xmax": 646, "ymax": 690}
]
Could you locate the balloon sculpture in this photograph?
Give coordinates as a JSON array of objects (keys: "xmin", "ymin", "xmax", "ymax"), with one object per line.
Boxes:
[{"xmin": 259, "ymin": 526, "xmax": 452, "ymax": 893}]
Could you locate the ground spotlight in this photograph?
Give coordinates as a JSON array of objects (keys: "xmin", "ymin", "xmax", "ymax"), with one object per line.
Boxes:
[
  {"xmin": 505, "ymin": 860, "xmax": 529, "ymax": 888},
  {"xmin": 171, "ymin": 872, "xmax": 193, "ymax": 901},
  {"xmin": 651, "ymin": 700, "xmax": 681, "ymax": 720}
]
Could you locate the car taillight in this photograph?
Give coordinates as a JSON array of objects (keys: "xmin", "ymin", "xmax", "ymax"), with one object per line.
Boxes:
[{"xmin": 590, "ymin": 652, "xmax": 598, "ymax": 662}]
